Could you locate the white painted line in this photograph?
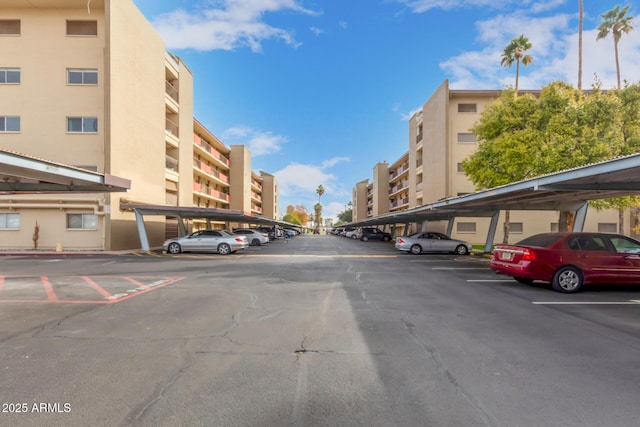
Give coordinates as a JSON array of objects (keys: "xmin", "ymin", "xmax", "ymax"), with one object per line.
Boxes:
[
  {"xmin": 532, "ymin": 301, "xmax": 640, "ymax": 305},
  {"xmin": 432, "ymin": 267, "xmax": 488, "ymax": 270},
  {"xmin": 467, "ymin": 279, "xmax": 514, "ymax": 282}
]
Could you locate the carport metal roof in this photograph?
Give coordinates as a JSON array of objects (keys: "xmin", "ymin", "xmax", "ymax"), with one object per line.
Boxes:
[
  {"xmin": 347, "ymin": 153, "xmax": 640, "ymax": 249},
  {"xmin": 119, "ymin": 202, "xmax": 300, "ymax": 251},
  {"xmin": 0, "ymin": 148, "xmax": 131, "ymax": 193}
]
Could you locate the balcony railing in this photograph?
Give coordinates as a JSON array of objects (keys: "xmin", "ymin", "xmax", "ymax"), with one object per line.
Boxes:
[
  {"xmin": 389, "ymin": 164, "xmax": 409, "ymax": 181},
  {"xmin": 166, "ymin": 80, "xmax": 179, "ymax": 103},
  {"xmin": 193, "ymin": 134, "xmax": 230, "ymax": 167},
  {"xmin": 193, "ymin": 182, "xmax": 230, "ymax": 202},
  {"xmin": 193, "ymin": 159, "xmax": 229, "ymax": 183},
  {"xmin": 165, "ymin": 155, "xmax": 178, "ymax": 172},
  {"xmin": 389, "ymin": 181, "xmax": 409, "ymax": 195},
  {"xmin": 251, "ymin": 179, "xmax": 263, "ymax": 191},
  {"xmin": 165, "ymin": 117, "xmax": 179, "ymax": 137}
]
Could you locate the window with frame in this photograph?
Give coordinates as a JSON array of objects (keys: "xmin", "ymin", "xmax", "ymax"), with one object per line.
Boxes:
[
  {"xmin": 597, "ymin": 223, "xmax": 617, "ymax": 233},
  {"xmin": 458, "ymin": 103, "xmax": 477, "ymax": 113},
  {"xmin": 0, "ymin": 20, "xmax": 20, "ymax": 35},
  {"xmin": 456, "ymin": 162, "xmax": 464, "ymax": 173},
  {"xmin": 66, "ymin": 20, "xmax": 97, "ymax": 36},
  {"xmin": 0, "ymin": 116, "xmax": 20, "ymax": 132},
  {"xmin": 66, "ymin": 213, "xmax": 97, "ymax": 230},
  {"xmin": 0, "ymin": 213, "xmax": 20, "ymax": 229},
  {"xmin": 0, "ymin": 68, "xmax": 20, "ymax": 84},
  {"xmin": 67, "ymin": 117, "xmax": 97, "ymax": 133},
  {"xmin": 67, "ymin": 69, "xmax": 97, "ymax": 85},
  {"xmin": 509, "ymin": 222, "xmax": 524, "ymax": 233},
  {"xmin": 457, "ymin": 222, "xmax": 476, "ymax": 233},
  {"xmin": 457, "ymin": 132, "xmax": 477, "ymax": 143}
]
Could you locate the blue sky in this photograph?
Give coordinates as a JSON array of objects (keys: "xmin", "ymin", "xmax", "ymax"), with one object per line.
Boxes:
[{"xmin": 131, "ymin": 0, "xmax": 640, "ymax": 222}]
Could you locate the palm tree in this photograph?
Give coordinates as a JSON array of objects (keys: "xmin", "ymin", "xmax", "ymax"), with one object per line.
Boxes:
[
  {"xmin": 500, "ymin": 34, "xmax": 533, "ymax": 94},
  {"xmin": 500, "ymin": 35, "xmax": 532, "ymax": 243},
  {"xmin": 597, "ymin": 5, "xmax": 634, "ymax": 90},
  {"xmin": 578, "ymin": 0, "xmax": 583, "ymax": 90},
  {"xmin": 316, "ymin": 184, "xmax": 325, "ymax": 203}
]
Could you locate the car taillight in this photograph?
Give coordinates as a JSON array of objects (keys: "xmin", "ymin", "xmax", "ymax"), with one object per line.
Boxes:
[
  {"xmin": 522, "ymin": 248, "xmax": 536, "ymax": 261},
  {"xmin": 235, "ymin": 237, "xmax": 244, "ymax": 243},
  {"xmin": 397, "ymin": 238, "xmax": 405, "ymax": 244}
]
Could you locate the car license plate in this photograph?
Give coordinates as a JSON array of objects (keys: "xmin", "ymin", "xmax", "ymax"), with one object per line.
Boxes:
[{"xmin": 500, "ymin": 252, "xmax": 513, "ymax": 261}]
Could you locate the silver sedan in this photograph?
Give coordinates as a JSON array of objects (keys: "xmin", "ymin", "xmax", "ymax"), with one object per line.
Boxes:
[
  {"xmin": 395, "ymin": 231, "xmax": 472, "ymax": 255},
  {"xmin": 163, "ymin": 229, "xmax": 248, "ymax": 255}
]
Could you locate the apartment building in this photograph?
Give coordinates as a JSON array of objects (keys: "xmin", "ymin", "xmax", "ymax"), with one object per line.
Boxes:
[
  {"xmin": 0, "ymin": 0, "xmax": 277, "ymax": 251},
  {"xmin": 354, "ymin": 79, "xmax": 622, "ymax": 244}
]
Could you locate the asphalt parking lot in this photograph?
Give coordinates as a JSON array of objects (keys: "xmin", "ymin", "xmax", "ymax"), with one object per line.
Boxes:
[{"xmin": 1, "ymin": 235, "xmax": 639, "ymax": 426}]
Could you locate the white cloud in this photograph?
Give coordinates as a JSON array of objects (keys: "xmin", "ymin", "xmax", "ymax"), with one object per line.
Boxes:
[
  {"xmin": 274, "ymin": 157, "xmax": 351, "ymax": 200},
  {"xmin": 222, "ymin": 127, "xmax": 286, "ymax": 156},
  {"xmin": 309, "ymin": 26, "xmax": 325, "ymax": 36},
  {"xmin": 150, "ymin": 0, "xmax": 320, "ymax": 52},
  {"xmin": 441, "ymin": 10, "xmax": 640, "ymax": 91}
]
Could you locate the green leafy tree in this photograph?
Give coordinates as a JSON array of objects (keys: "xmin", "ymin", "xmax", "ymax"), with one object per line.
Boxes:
[
  {"xmin": 597, "ymin": 5, "xmax": 634, "ymax": 89},
  {"xmin": 501, "ymin": 34, "xmax": 533, "ymax": 93},
  {"xmin": 463, "ymin": 82, "xmax": 640, "ymax": 236},
  {"xmin": 313, "ymin": 202, "xmax": 323, "ymax": 229}
]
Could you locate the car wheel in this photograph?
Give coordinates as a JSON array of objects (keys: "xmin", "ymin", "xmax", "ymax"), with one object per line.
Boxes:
[
  {"xmin": 454, "ymin": 244, "xmax": 469, "ymax": 255},
  {"xmin": 217, "ymin": 243, "xmax": 231, "ymax": 255},
  {"xmin": 251, "ymin": 238, "xmax": 261, "ymax": 246},
  {"xmin": 552, "ymin": 266, "xmax": 583, "ymax": 293},
  {"xmin": 383, "ymin": 236, "xmax": 390, "ymax": 242},
  {"xmin": 514, "ymin": 277, "xmax": 534, "ymax": 285},
  {"xmin": 167, "ymin": 242, "xmax": 181, "ymax": 254},
  {"xmin": 361, "ymin": 236, "xmax": 369, "ymax": 242},
  {"xmin": 410, "ymin": 244, "xmax": 422, "ymax": 255},
  {"xmin": 351, "ymin": 234, "xmax": 357, "ymax": 239}
]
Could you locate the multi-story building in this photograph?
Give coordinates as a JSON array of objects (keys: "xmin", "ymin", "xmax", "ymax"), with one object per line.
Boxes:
[
  {"xmin": 0, "ymin": 0, "xmax": 277, "ymax": 251},
  {"xmin": 354, "ymin": 79, "xmax": 622, "ymax": 243}
]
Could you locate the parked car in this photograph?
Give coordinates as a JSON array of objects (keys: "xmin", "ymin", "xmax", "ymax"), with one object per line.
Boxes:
[
  {"xmin": 490, "ymin": 232, "xmax": 640, "ymax": 293},
  {"xmin": 256, "ymin": 226, "xmax": 276, "ymax": 241},
  {"xmin": 395, "ymin": 232, "xmax": 471, "ymax": 255},
  {"xmin": 163, "ymin": 229, "xmax": 248, "ymax": 255},
  {"xmin": 233, "ymin": 228, "xmax": 269, "ymax": 246},
  {"xmin": 283, "ymin": 228, "xmax": 296, "ymax": 238},
  {"xmin": 357, "ymin": 227, "xmax": 392, "ymax": 242},
  {"xmin": 345, "ymin": 228, "xmax": 358, "ymax": 239}
]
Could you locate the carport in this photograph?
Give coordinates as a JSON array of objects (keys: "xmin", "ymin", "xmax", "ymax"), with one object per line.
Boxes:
[
  {"xmin": 119, "ymin": 203, "xmax": 298, "ymax": 251},
  {"xmin": 346, "ymin": 153, "xmax": 640, "ymax": 252},
  {"xmin": 0, "ymin": 148, "xmax": 130, "ymax": 193}
]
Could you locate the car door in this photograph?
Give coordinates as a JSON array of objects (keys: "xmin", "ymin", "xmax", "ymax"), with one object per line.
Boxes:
[
  {"xmin": 199, "ymin": 230, "xmax": 221, "ymax": 252},
  {"xmin": 607, "ymin": 235, "xmax": 640, "ymax": 283},
  {"xmin": 181, "ymin": 231, "xmax": 204, "ymax": 251},
  {"xmin": 566, "ymin": 235, "xmax": 621, "ymax": 283},
  {"xmin": 428, "ymin": 232, "xmax": 451, "ymax": 252}
]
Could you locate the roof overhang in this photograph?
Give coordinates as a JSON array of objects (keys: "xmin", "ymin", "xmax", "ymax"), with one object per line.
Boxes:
[{"xmin": 0, "ymin": 148, "xmax": 131, "ymax": 193}]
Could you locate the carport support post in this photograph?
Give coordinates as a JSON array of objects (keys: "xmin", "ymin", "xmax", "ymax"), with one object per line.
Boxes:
[
  {"xmin": 573, "ymin": 202, "xmax": 588, "ymax": 232},
  {"xmin": 485, "ymin": 211, "xmax": 500, "ymax": 253},
  {"xmin": 134, "ymin": 209, "xmax": 150, "ymax": 252},
  {"xmin": 404, "ymin": 223, "xmax": 410, "ymax": 236},
  {"xmin": 446, "ymin": 218, "xmax": 454, "ymax": 236},
  {"xmin": 421, "ymin": 220, "xmax": 428, "ymax": 232},
  {"xmin": 177, "ymin": 216, "xmax": 187, "ymax": 237}
]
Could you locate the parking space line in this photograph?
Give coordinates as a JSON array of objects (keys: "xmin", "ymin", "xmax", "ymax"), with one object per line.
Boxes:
[
  {"xmin": 532, "ymin": 301, "xmax": 640, "ymax": 305},
  {"xmin": 432, "ymin": 267, "xmax": 487, "ymax": 270},
  {"xmin": 81, "ymin": 276, "xmax": 114, "ymax": 299},
  {"xmin": 41, "ymin": 276, "xmax": 58, "ymax": 302},
  {"xmin": 467, "ymin": 279, "xmax": 515, "ymax": 282}
]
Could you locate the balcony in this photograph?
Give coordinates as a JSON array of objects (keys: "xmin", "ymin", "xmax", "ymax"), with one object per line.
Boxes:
[
  {"xmin": 389, "ymin": 181, "xmax": 409, "ymax": 196},
  {"xmin": 389, "ymin": 164, "xmax": 409, "ymax": 182},
  {"xmin": 251, "ymin": 179, "xmax": 263, "ymax": 191},
  {"xmin": 389, "ymin": 197, "xmax": 409, "ymax": 210},
  {"xmin": 193, "ymin": 159, "xmax": 229, "ymax": 184},
  {"xmin": 166, "ymin": 117, "xmax": 179, "ymax": 138},
  {"xmin": 165, "ymin": 155, "xmax": 178, "ymax": 172},
  {"xmin": 193, "ymin": 182, "xmax": 230, "ymax": 203},
  {"xmin": 165, "ymin": 80, "xmax": 179, "ymax": 103},
  {"xmin": 193, "ymin": 134, "xmax": 230, "ymax": 168},
  {"xmin": 251, "ymin": 191, "xmax": 262, "ymax": 202}
]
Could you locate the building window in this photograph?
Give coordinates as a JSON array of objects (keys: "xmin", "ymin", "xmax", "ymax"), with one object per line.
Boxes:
[
  {"xmin": 457, "ymin": 133, "xmax": 477, "ymax": 143},
  {"xmin": 0, "ymin": 116, "xmax": 20, "ymax": 132},
  {"xmin": 0, "ymin": 68, "xmax": 20, "ymax": 84},
  {"xmin": 457, "ymin": 222, "xmax": 476, "ymax": 233},
  {"xmin": 598, "ymin": 223, "xmax": 617, "ymax": 233},
  {"xmin": 67, "ymin": 69, "xmax": 97, "ymax": 85},
  {"xmin": 509, "ymin": 222, "xmax": 524, "ymax": 233},
  {"xmin": 67, "ymin": 214, "xmax": 97, "ymax": 230},
  {"xmin": 457, "ymin": 162, "xmax": 464, "ymax": 173},
  {"xmin": 0, "ymin": 213, "xmax": 20, "ymax": 229},
  {"xmin": 67, "ymin": 117, "xmax": 97, "ymax": 133},
  {"xmin": 458, "ymin": 103, "xmax": 477, "ymax": 113},
  {"xmin": 66, "ymin": 20, "xmax": 97, "ymax": 36},
  {"xmin": 0, "ymin": 20, "xmax": 20, "ymax": 35}
]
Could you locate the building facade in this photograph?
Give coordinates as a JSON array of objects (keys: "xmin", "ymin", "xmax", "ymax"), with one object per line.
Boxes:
[
  {"xmin": 0, "ymin": 0, "xmax": 277, "ymax": 251},
  {"xmin": 354, "ymin": 79, "xmax": 622, "ymax": 244}
]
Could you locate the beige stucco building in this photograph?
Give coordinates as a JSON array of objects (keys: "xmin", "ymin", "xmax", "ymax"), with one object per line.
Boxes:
[
  {"xmin": 354, "ymin": 80, "xmax": 623, "ymax": 244},
  {"xmin": 0, "ymin": 0, "xmax": 277, "ymax": 251}
]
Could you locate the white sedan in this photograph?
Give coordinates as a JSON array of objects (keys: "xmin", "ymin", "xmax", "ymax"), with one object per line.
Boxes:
[
  {"xmin": 233, "ymin": 228, "xmax": 270, "ymax": 246},
  {"xmin": 163, "ymin": 230, "xmax": 248, "ymax": 255},
  {"xmin": 395, "ymin": 232, "xmax": 472, "ymax": 255}
]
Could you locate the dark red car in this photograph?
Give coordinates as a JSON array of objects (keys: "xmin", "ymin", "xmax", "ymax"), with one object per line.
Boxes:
[{"xmin": 490, "ymin": 232, "xmax": 640, "ymax": 293}]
